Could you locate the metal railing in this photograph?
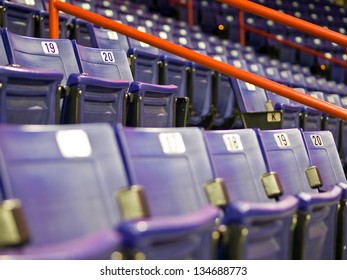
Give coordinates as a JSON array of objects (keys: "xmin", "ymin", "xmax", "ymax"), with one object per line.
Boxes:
[
  {"xmin": 49, "ymin": 0, "xmax": 347, "ymax": 120},
  {"xmin": 218, "ymin": 0, "xmax": 347, "ymax": 74}
]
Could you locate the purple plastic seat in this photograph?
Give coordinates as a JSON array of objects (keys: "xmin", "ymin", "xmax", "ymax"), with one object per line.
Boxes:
[
  {"xmin": 0, "ymin": 28, "xmax": 63, "ymax": 124},
  {"xmin": 2, "ymin": 28, "xmax": 130, "ymax": 125},
  {"xmin": 0, "ymin": 123, "xmax": 126, "ymax": 259},
  {"xmin": 302, "ymin": 130, "xmax": 347, "ymax": 259},
  {"xmin": 257, "ymin": 128, "xmax": 342, "ymax": 259},
  {"xmin": 204, "ymin": 129, "xmax": 298, "ymax": 259},
  {"xmin": 114, "ymin": 125, "xmax": 220, "ymax": 259}
]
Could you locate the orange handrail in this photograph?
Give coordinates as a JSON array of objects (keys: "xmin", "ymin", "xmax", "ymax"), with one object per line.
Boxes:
[
  {"xmin": 244, "ymin": 25, "xmax": 347, "ymax": 68},
  {"xmin": 219, "ymin": 0, "xmax": 347, "ymax": 48},
  {"xmin": 49, "ymin": 0, "xmax": 347, "ymax": 120}
]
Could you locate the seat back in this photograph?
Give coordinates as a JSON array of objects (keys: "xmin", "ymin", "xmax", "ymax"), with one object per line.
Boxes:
[
  {"xmin": 76, "ymin": 44, "xmax": 133, "ymax": 82},
  {"xmin": 210, "ymin": 54, "xmax": 235, "ymax": 127},
  {"xmin": 303, "ymin": 130, "xmax": 346, "ymax": 191},
  {"xmin": 115, "ymin": 126, "xmax": 212, "ymax": 216},
  {"xmin": 3, "ymin": 29, "xmax": 80, "ymax": 85},
  {"xmin": 127, "ymin": 25, "xmax": 161, "ymax": 84},
  {"xmin": 0, "ymin": 123, "xmax": 128, "ymax": 258},
  {"xmin": 257, "ymin": 129, "xmax": 317, "ymax": 195},
  {"xmin": 229, "ymin": 59, "xmax": 269, "ymax": 113},
  {"xmin": 90, "ymin": 25, "xmax": 130, "ymax": 52},
  {"xmin": 204, "ymin": 129, "xmax": 270, "ymax": 203}
]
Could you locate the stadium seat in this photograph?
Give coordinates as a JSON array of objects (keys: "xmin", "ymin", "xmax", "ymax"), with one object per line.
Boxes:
[
  {"xmin": 0, "ymin": 123, "xmax": 126, "ymax": 259},
  {"xmin": 229, "ymin": 59, "xmax": 299, "ymax": 129},
  {"xmin": 186, "ymin": 50, "xmax": 214, "ymax": 127},
  {"xmin": 89, "ymin": 24, "xmax": 130, "ymax": 51},
  {"xmin": 257, "ymin": 128, "xmax": 342, "ymax": 259},
  {"xmin": 302, "ymin": 130, "xmax": 347, "ymax": 259},
  {"xmin": 76, "ymin": 44, "xmax": 186, "ymax": 128},
  {"xmin": 0, "ymin": 28, "xmax": 63, "ymax": 124},
  {"xmin": 114, "ymin": 125, "xmax": 220, "ymax": 259},
  {"xmin": 2, "ymin": 28, "xmax": 130, "ymax": 125},
  {"xmin": 127, "ymin": 25, "xmax": 162, "ymax": 85},
  {"xmin": 204, "ymin": 129, "xmax": 298, "ymax": 259},
  {"xmin": 209, "ymin": 54, "xmax": 236, "ymax": 128},
  {"xmin": 0, "ymin": 65, "xmax": 63, "ymax": 124},
  {"xmin": 308, "ymin": 91, "xmax": 341, "ymax": 148},
  {"xmin": 0, "ymin": 0, "xmax": 39, "ymax": 36}
]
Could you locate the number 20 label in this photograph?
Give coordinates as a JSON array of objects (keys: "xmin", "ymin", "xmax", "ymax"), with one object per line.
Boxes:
[
  {"xmin": 100, "ymin": 51, "xmax": 115, "ymax": 63},
  {"xmin": 310, "ymin": 134, "xmax": 324, "ymax": 147},
  {"xmin": 274, "ymin": 133, "xmax": 290, "ymax": 147},
  {"xmin": 41, "ymin": 42, "xmax": 59, "ymax": 54}
]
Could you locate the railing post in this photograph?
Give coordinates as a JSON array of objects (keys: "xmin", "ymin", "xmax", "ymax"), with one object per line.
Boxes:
[
  {"xmin": 239, "ymin": 9, "xmax": 245, "ymax": 46},
  {"xmin": 188, "ymin": 0, "xmax": 194, "ymax": 27},
  {"xmin": 49, "ymin": 0, "xmax": 60, "ymax": 39}
]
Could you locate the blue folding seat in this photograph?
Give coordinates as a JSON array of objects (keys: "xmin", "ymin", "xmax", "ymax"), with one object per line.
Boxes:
[
  {"xmin": 89, "ymin": 23, "xmax": 162, "ymax": 85},
  {"xmin": 204, "ymin": 129, "xmax": 298, "ymax": 259},
  {"xmin": 248, "ymin": 62, "xmax": 303, "ymax": 128},
  {"xmin": 308, "ymin": 91, "xmax": 341, "ymax": 147},
  {"xmin": 230, "ymin": 59, "xmax": 300, "ymax": 129},
  {"xmin": 0, "ymin": 0, "xmax": 39, "ymax": 36},
  {"xmin": 0, "ymin": 66, "xmax": 63, "ymax": 124},
  {"xmin": 0, "ymin": 28, "xmax": 63, "ymax": 124},
  {"xmin": 257, "ymin": 128, "xmax": 342, "ymax": 259},
  {"xmin": 2, "ymin": 28, "xmax": 129, "ymax": 125},
  {"xmin": 126, "ymin": 25, "xmax": 162, "ymax": 84},
  {"xmin": 302, "ymin": 130, "xmax": 347, "ymax": 259},
  {"xmin": 89, "ymin": 24, "xmax": 130, "ymax": 51},
  {"xmin": 114, "ymin": 126, "xmax": 220, "ymax": 259},
  {"xmin": 183, "ymin": 49, "xmax": 214, "ymax": 127},
  {"xmin": 0, "ymin": 123, "xmax": 126, "ymax": 259},
  {"xmin": 209, "ymin": 55, "xmax": 236, "ymax": 128},
  {"xmin": 69, "ymin": 18, "xmax": 95, "ymax": 47},
  {"xmin": 75, "ymin": 44, "xmax": 180, "ymax": 128}
]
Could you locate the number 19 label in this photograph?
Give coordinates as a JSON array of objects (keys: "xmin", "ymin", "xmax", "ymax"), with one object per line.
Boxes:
[
  {"xmin": 274, "ymin": 133, "xmax": 290, "ymax": 147},
  {"xmin": 41, "ymin": 42, "xmax": 59, "ymax": 54}
]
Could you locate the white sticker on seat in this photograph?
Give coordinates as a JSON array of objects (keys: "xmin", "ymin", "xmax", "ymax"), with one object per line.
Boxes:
[
  {"xmin": 223, "ymin": 134, "xmax": 243, "ymax": 151},
  {"xmin": 159, "ymin": 133, "xmax": 186, "ymax": 154},
  {"xmin": 56, "ymin": 130, "xmax": 92, "ymax": 158},
  {"xmin": 41, "ymin": 42, "xmax": 59, "ymax": 54}
]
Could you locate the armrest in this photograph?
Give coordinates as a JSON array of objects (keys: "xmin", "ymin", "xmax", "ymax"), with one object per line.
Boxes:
[
  {"xmin": 274, "ymin": 103, "xmax": 303, "ymax": 113},
  {"xmin": 0, "ymin": 229, "xmax": 122, "ymax": 260},
  {"xmin": 67, "ymin": 73, "xmax": 130, "ymax": 89},
  {"xmin": 118, "ymin": 205, "xmax": 220, "ymax": 246},
  {"xmin": 128, "ymin": 81, "xmax": 177, "ymax": 95},
  {"xmin": 296, "ymin": 185, "xmax": 342, "ymax": 211},
  {"xmin": 223, "ymin": 194, "xmax": 298, "ymax": 224},
  {"xmin": 0, "ymin": 65, "xmax": 63, "ymax": 83},
  {"xmin": 338, "ymin": 182, "xmax": 347, "ymax": 199}
]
